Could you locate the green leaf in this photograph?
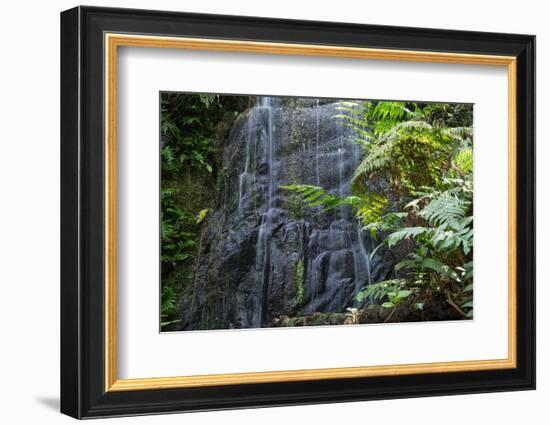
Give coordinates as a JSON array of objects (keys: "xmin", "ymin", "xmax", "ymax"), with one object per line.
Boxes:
[
  {"xmin": 386, "ymin": 227, "xmax": 428, "ymax": 247},
  {"xmin": 420, "ymin": 193, "xmax": 470, "ymax": 228},
  {"xmin": 381, "ymin": 302, "xmax": 395, "ymax": 308},
  {"xmin": 355, "ymin": 279, "xmax": 406, "ymax": 303},
  {"xmin": 161, "ymin": 319, "xmax": 182, "ymax": 328},
  {"xmin": 398, "ymin": 290, "xmax": 412, "ymax": 298},
  {"xmin": 421, "ymin": 258, "xmax": 451, "ymax": 274},
  {"xmin": 196, "ymin": 208, "xmax": 209, "ymax": 224},
  {"xmin": 414, "ymin": 302, "xmax": 424, "ymax": 311}
]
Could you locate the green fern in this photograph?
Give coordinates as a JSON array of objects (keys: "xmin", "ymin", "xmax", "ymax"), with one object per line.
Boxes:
[
  {"xmin": 453, "ymin": 146, "xmax": 473, "ymax": 174},
  {"xmin": 352, "ymin": 121, "xmax": 436, "ymax": 180},
  {"xmin": 396, "ymin": 256, "xmax": 460, "ymax": 282},
  {"xmin": 280, "ymin": 184, "xmax": 389, "ymax": 225},
  {"xmin": 355, "ymin": 279, "xmax": 407, "ymax": 303},
  {"xmin": 287, "ymin": 101, "xmax": 474, "ymax": 317},
  {"xmin": 161, "ymin": 286, "xmax": 181, "ymax": 329},
  {"xmin": 386, "ymin": 227, "xmax": 429, "ymax": 248},
  {"xmin": 161, "ymin": 145, "xmax": 175, "ymax": 163},
  {"xmin": 420, "ymin": 193, "xmax": 470, "ymax": 228},
  {"xmin": 279, "ymin": 184, "xmax": 360, "ymax": 212}
]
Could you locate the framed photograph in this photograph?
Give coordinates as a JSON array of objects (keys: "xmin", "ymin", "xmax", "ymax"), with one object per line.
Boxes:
[{"xmin": 60, "ymin": 6, "xmax": 535, "ymax": 419}]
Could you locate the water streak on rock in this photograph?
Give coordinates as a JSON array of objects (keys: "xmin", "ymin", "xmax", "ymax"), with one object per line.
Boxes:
[{"xmin": 180, "ymin": 97, "xmax": 391, "ymax": 330}]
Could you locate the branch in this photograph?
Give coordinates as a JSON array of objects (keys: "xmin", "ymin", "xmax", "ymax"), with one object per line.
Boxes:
[
  {"xmin": 383, "ymin": 305, "xmax": 398, "ymax": 323},
  {"xmin": 445, "ymin": 288, "xmax": 469, "ymax": 319}
]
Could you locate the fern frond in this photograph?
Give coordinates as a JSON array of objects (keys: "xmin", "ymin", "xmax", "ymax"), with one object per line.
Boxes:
[
  {"xmin": 372, "ymin": 102, "xmax": 410, "ymax": 121},
  {"xmin": 420, "ymin": 192, "xmax": 470, "ymax": 228},
  {"xmin": 443, "ymin": 126, "xmax": 473, "ymax": 142},
  {"xmin": 352, "ymin": 121, "xmax": 434, "ymax": 179},
  {"xmin": 453, "ymin": 147, "xmax": 473, "ymax": 174},
  {"xmin": 161, "ymin": 145, "xmax": 175, "ymax": 163},
  {"xmin": 386, "ymin": 227, "xmax": 429, "ymax": 248},
  {"xmin": 355, "ymin": 279, "xmax": 407, "ymax": 303},
  {"xmin": 279, "ymin": 185, "xmax": 348, "ymax": 212}
]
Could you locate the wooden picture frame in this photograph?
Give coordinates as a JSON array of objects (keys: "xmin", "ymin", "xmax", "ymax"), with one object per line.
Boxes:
[{"xmin": 61, "ymin": 5, "xmax": 535, "ymax": 419}]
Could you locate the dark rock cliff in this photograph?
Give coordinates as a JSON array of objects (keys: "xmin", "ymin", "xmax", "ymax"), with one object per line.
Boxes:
[{"xmin": 178, "ymin": 97, "xmax": 392, "ymax": 330}]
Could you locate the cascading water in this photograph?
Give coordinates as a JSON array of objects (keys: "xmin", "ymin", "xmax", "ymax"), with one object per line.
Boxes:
[
  {"xmin": 182, "ymin": 97, "xmax": 390, "ymax": 330},
  {"xmin": 315, "ymin": 99, "xmax": 321, "ymax": 186},
  {"xmin": 338, "ymin": 147, "xmax": 344, "ymax": 198},
  {"xmin": 253, "ymin": 96, "xmax": 275, "ymax": 327},
  {"xmin": 349, "ymin": 136, "xmax": 374, "ymax": 292},
  {"xmin": 356, "ymin": 221, "xmax": 373, "ymax": 287},
  {"xmin": 237, "ymin": 108, "xmax": 256, "ymax": 217},
  {"xmin": 338, "ymin": 123, "xmax": 373, "ymax": 302}
]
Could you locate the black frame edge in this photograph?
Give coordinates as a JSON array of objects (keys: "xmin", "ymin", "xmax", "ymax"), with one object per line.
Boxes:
[
  {"xmin": 515, "ymin": 35, "xmax": 536, "ymax": 391},
  {"xmin": 60, "ymin": 6, "xmax": 83, "ymax": 419}
]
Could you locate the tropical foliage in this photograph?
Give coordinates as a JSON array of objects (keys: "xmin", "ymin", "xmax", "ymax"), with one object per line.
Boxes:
[
  {"xmin": 282, "ymin": 101, "xmax": 474, "ymax": 320},
  {"xmin": 160, "ymin": 93, "xmax": 247, "ymax": 329}
]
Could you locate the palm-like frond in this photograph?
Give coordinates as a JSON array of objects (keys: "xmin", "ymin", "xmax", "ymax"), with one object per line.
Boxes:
[
  {"xmin": 453, "ymin": 147, "xmax": 473, "ymax": 174},
  {"xmin": 355, "ymin": 279, "xmax": 407, "ymax": 303},
  {"xmin": 279, "ymin": 184, "xmax": 361, "ymax": 212},
  {"xmin": 443, "ymin": 126, "xmax": 473, "ymax": 142},
  {"xmin": 420, "ymin": 192, "xmax": 470, "ymax": 228},
  {"xmin": 352, "ymin": 121, "xmax": 434, "ymax": 179}
]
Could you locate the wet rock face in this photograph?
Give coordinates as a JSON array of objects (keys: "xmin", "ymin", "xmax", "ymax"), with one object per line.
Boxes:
[{"xmin": 179, "ymin": 97, "xmax": 392, "ymax": 330}]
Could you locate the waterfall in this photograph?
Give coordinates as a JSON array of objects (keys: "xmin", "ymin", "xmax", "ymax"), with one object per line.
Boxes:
[
  {"xmin": 183, "ymin": 97, "xmax": 389, "ymax": 330},
  {"xmin": 253, "ymin": 96, "xmax": 275, "ymax": 327},
  {"xmin": 262, "ymin": 97, "xmax": 274, "ymax": 202},
  {"xmin": 315, "ymin": 99, "xmax": 320, "ymax": 186},
  {"xmin": 337, "ymin": 147, "xmax": 344, "ymax": 198},
  {"xmin": 238, "ymin": 108, "xmax": 256, "ymax": 217},
  {"xmin": 337, "ymin": 133, "xmax": 346, "ymax": 220},
  {"xmin": 356, "ymin": 220, "xmax": 373, "ymax": 287},
  {"xmin": 349, "ymin": 137, "xmax": 374, "ymax": 293},
  {"xmin": 305, "ymin": 114, "xmax": 374, "ymax": 313}
]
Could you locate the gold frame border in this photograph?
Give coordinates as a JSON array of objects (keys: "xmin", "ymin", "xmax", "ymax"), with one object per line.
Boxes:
[{"xmin": 104, "ymin": 33, "xmax": 518, "ymax": 392}]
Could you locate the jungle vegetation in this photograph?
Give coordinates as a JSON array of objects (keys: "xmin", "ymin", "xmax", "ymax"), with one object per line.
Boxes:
[
  {"xmin": 160, "ymin": 94, "xmax": 474, "ymax": 331},
  {"xmin": 160, "ymin": 93, "xmax": 248, "ymax": 329},
  {"xmin": 282, "ymin": 101, "xmax": 474, "ymax": 321}
]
